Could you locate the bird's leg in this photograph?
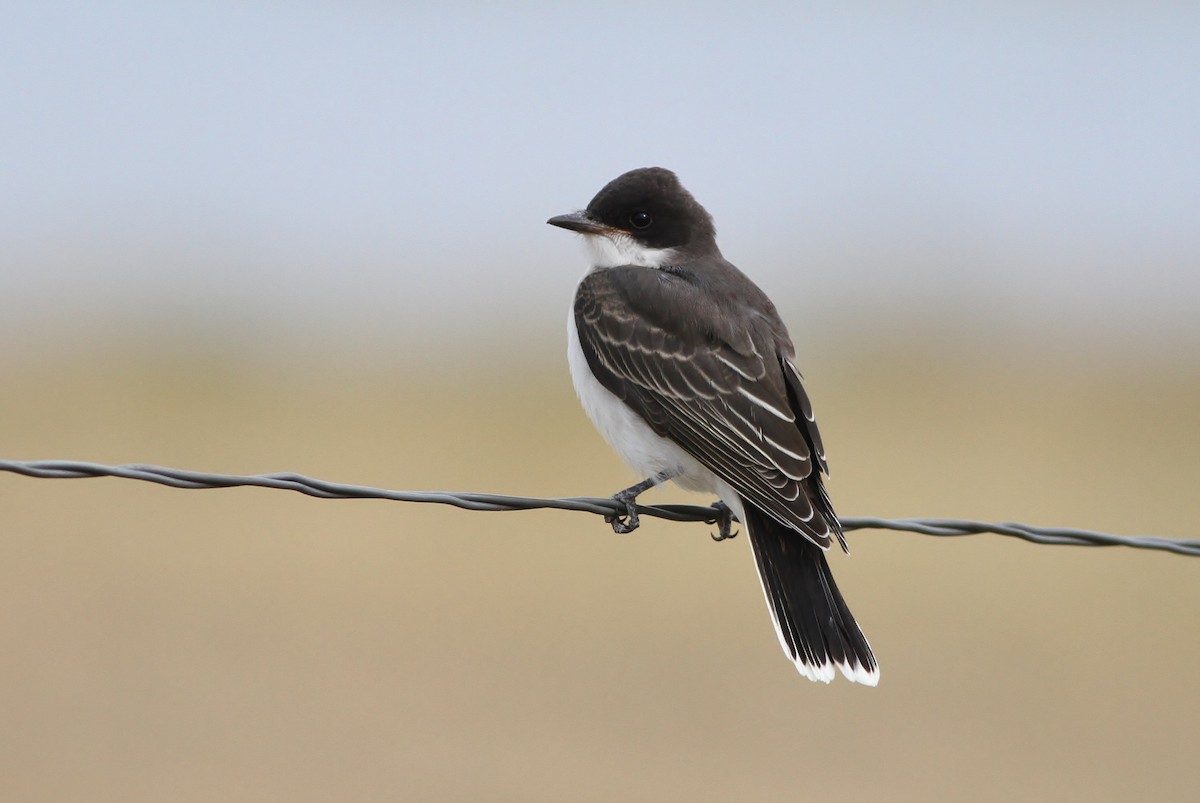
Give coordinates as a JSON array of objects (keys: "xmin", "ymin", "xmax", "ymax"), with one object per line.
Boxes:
[
  {"xmin": 708, "ymin": 500, "xmax": 739, "ymax": 542},
  {"xmin": 606, "ymin": 471, "xmax": 672, "ymax": 534}
]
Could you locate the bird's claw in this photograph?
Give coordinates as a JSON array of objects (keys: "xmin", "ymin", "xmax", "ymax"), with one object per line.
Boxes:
[
  {"xmin": 605, "ymin": 494, "xmax": 641, "ymax": 534},
  {"xmin": 605, "ymin": 514, "xmax": 639, "ymax": 534},
  {"xmin": 708, "ymin": 500, "xmax": 739, "ymax": 542}
]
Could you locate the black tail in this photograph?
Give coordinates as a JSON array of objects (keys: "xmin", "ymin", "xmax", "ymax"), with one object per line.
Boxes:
[{"xmin": 743, "ymin": 504, "xmax": 878, "ymax": 685}]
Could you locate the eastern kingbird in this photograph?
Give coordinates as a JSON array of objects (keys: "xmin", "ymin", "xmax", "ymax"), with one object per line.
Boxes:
[{"xmin": 548, "ymin": 167, "xmax": 878, "ymax": 685}]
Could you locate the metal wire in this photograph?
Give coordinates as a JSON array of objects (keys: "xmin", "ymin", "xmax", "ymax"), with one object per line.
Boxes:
[{"xmin": 2, "ymin": 459, "xmax": 1197, "ymax": 557}]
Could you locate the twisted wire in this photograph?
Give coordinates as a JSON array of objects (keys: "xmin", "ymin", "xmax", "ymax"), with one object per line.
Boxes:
[{"xmin": 2, "ymin": 459, "xmax": 1196, "ymax": 557}]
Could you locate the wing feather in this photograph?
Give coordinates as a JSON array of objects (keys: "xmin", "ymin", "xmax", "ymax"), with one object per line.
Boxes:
[{"xmin": 575, "ymin": 266, "xmax": 838, "ymax": 548}]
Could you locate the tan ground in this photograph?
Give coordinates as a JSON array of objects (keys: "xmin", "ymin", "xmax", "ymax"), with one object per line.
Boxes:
[{"xmin": 3, "ymin": 335, "xmax": 1198, "ymax": 802}]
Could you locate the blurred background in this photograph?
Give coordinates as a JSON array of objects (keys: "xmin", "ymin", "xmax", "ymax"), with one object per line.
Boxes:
[{"xmin": 3, "ymin": 2, "xmax": 1199, "ymax": 801}]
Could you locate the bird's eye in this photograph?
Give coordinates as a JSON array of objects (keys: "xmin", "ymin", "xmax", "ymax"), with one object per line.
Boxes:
[{"xmin": 629, "ymin": 209, "xmax": 653, "ymax": 229}]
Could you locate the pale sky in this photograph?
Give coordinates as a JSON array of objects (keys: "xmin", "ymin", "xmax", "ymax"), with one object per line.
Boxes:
[{"xmin": 4, "ymin": 2, "xmax": 1198, "ymax": 355}]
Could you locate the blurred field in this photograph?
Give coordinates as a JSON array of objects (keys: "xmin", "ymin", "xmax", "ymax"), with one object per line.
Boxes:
[{"xmin": 3, "ymin": 335, "xmax": 1199, "ymax": 802}]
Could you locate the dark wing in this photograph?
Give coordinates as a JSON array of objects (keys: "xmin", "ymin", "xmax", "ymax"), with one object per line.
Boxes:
[{"xmin": 574, "ymin": 265, "xmax": 843, "ymax": 550}]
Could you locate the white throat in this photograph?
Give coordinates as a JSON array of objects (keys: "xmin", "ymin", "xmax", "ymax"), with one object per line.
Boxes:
[{"xmin": 582, "ymin": 232, "xmax": 676, "ymax": 270}]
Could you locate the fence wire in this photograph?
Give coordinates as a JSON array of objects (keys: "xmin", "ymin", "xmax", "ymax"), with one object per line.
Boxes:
[{"xmin": 2, "ymin": 459, "xmax": 1197, "ymax": 557}]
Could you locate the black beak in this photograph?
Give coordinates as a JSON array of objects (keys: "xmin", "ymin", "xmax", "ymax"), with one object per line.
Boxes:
[{"xmin": 546, "ymin": 210, "xmax": 611, "ymax": 235}]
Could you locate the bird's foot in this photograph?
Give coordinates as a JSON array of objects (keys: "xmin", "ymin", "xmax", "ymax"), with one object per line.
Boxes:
[
  {"xmin": 604, "ymin": 488, "xmax": 641, "ymax": 534},
  {"xmin": 708, "ymin": 500, "xmax": 739, "ymax": 542},
  {"xmin": 603, "ymin": 472, "xmax": 671, "ymax": 534}
]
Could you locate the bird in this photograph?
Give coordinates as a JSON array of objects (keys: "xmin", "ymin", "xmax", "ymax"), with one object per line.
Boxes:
[{"xmin": 547, "ymin": 167, "xmax": 878, "ymax": 684}]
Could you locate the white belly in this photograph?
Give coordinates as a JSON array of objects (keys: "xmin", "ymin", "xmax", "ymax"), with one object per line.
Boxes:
[{"xmin": 567, "ymin": 304, "xmax": 743, "ymax": 519}]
